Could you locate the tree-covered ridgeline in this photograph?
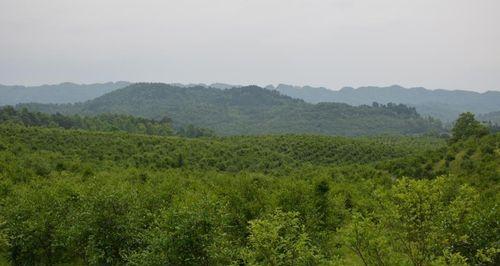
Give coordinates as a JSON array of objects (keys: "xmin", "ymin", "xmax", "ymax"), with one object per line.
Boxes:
[
  {"xmin": 273, "ymin": 84, "xmax": 500, "ymax": 122},
  {"xmin": 0, "ymin": 113, "xmax": 498, "ymax": 265},
  {"xmin": 3, "ymin": 82, "xmax": 500, "ymax": 124},
  {"xmin": 18, "ymin": 83, "xmax": 444, "ymax": 136}
]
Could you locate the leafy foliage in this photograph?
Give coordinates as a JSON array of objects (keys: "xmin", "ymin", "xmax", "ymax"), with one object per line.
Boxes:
[
  {"xmin": 341, "ymin": 177, "xmax": 498, "ymax": 266},
  {"xmin": 0, "ymin": 125, "xmax": 445, "ymax": 177},
  {"xmin": 0, "ymin": 113, "xmax": 497, "ymax": 265},
  {"xmin": 451, "ymin": 112, "xmax": 489, "ymax": 143},
  {"xmin": 242, "ymin": 209, "xmax": 323, "ymax": 265}
]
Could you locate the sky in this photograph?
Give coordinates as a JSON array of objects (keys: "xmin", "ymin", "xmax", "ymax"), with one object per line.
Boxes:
[{"xmin": 1, "ymin": 0, "xmax": 499, "ymax": 92}]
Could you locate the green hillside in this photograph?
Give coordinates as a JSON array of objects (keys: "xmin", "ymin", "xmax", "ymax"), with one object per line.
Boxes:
[
  {"xmin": 0, "ymin": 125, "xmax": 444, "ymax": 175},
  {"xmin": 20, "ymin": 83, "xmax": 443, "ymax": 136},
  {"xmin": 0, "ymin": 113, "xmax": 498, "ymax": 265}
]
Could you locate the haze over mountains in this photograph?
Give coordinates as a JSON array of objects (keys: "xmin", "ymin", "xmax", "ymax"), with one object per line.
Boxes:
[
  {"xmin": 478, "ymin": 111, "xmax": 500, "ymax": 125},
  {"xmin": 0, "ymin": 82, "xmax": 241, "ymax": 106},
  {"xmin": 271, "ymin": 84, "xmax": 500, "ymax": 122},
  {"xmin": 0, "ymin": 82, "xmax": 130, "ymax": 105}
]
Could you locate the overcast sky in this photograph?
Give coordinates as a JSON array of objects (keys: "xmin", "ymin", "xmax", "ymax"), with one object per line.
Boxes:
[{"xmin": 1, "ymin": 0, "xmax": 499, "ymax": 91}]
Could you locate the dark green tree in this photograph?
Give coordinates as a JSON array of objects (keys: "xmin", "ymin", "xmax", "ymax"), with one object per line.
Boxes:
[{"xmin": 451, "ymin": 112, "xmax": 489, "ymax": 143}]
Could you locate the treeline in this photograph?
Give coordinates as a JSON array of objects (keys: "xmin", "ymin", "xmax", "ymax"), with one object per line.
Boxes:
[
  {"xmin": 0, "ymin": 106, "xmax": 173, "ymax": 136},
  {"xmin": 0, "ymin": 106, "xmax": 215, "ymax": 138},
  {"xmin": 0, "ymin": 113, "xmax": 498, "ymax": 265}
]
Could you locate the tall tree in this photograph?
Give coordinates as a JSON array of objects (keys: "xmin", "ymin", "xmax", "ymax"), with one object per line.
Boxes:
[{"xmin": 451, "ymin": 112, "xmax": 489, "ymax": 143}]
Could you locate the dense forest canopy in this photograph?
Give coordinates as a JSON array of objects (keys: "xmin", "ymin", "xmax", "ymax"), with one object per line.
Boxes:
[
  {"xmin": 0, "ymin": 110, "xmax": 498, "ymax": 265},
  {"xmin": 18, "ymin": 83, "xmax": 444, "ymax": 136}
]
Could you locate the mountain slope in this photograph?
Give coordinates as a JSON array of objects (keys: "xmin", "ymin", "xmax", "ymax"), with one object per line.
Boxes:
[
  {"xmin": 272, "ymin": 84, "xmax": 500, "ymax": 122},
  {"xmin": 0, "ymin": 81, "xmax": 130, "ymax": 105},
  {"xmin": 20, "ymin": 83, "xmax": 443, "ymax": 136}
]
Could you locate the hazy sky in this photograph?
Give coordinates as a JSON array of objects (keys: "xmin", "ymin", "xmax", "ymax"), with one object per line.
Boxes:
[{"xmin": 1, "ymin": 0, "xmax": 499, "ymax": 91}]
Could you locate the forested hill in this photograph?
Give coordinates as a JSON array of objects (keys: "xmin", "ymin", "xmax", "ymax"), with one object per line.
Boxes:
[
  {"xmin": 20, "ymin": 83, "xmax": 443, "ymax": 136},
  {"xmin": 0, "ymin": 82, "xmax": 239, "ymax": 106},
  {"xmin": 5, "ymin": 82, "xmax": 499, "ymax": 123},
  {"xmin": 0, "ymin": 81, "xmax": 130, "ymax": 105},
  {"xmin": 271, "ymin": 84, "xmax": 500, "ymax": 122}
]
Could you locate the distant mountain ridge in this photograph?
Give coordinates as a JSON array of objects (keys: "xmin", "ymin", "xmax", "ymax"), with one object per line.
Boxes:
[
  {"xmin": 4, "ymin": 82, "xmax": 498, "ymax": 123},
  {"xmin": 0, "ymin": 82, "xmax": 243, "ymax": 106},
  {"xmin": 271, "ymin": 84, "xmax": 500, "ymax": 122},
  {"xmin": 0, "ymin": 81, "xmax": 131, "ymax": 105},
  {"xmin": 19, "ymin": 83, "xmax": 442, "ymax": 136}
]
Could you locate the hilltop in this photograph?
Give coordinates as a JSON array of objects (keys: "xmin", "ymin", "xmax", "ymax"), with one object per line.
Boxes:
[
  {"xmin": 0, "ymin": 82, "xmax": 238, "ymax": 105},
  {"xmin": 20, "ymin": 83, "xmax": 442, "ymax": 136},
  {"xmin": 4, "ymin": 82, "xmax": 499, "ymax": 123}
]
